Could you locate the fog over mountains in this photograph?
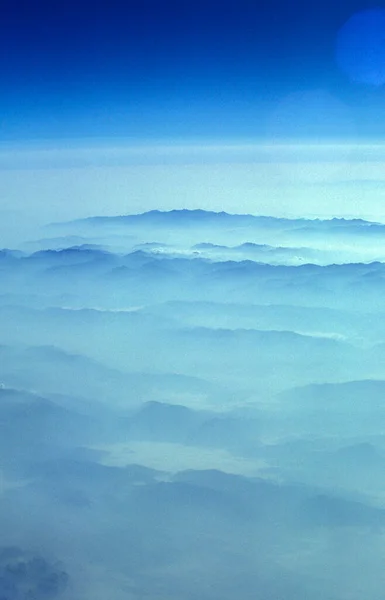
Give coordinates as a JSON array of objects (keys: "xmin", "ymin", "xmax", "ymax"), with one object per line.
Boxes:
[{"xmin": 2, "ymin": 209, "xmax": 385, "ymax": 599}]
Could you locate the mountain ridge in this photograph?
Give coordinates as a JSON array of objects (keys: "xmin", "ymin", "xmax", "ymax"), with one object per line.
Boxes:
[{"xmin": 54, "ymin": 209, "xmax": 380, "ymax": 228}]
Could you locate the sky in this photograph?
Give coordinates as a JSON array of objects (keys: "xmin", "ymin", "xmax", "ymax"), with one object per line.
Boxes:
[
  {"xmin": 1, "ymin": 0, "xmax": 385, "ymax": 230},
  {"xmin": 1, "ymin": 0, "xmax": 385, "ymax": 141}
]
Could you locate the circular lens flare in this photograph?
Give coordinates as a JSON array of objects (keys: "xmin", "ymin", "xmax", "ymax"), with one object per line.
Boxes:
[{"xmin": 336, "ymin": 9, "xmax": 385, "ymax": 86}]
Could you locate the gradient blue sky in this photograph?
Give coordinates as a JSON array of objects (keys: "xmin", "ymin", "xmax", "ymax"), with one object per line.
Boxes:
[
  {"xmin": 1, "ymin": 0, "xmax": 385, "ymax": 238},
  {"xmin": 1, "ymin": 0, "xmax": 385, "ymax": 141}
]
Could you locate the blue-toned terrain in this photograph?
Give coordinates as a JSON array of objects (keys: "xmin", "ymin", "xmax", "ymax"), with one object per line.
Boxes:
[{"xmin": 2, "ymin": 209, "xmax": 385, "ymax": 599}]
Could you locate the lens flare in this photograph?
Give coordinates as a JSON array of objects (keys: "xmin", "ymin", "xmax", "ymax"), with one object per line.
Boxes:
[{"xmin": 336, "ymin": 9, "xmax": 385, "ymax": 86}]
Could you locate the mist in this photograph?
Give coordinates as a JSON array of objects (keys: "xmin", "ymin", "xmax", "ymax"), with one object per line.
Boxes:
[{"xmin": 1, "ymin": 208, "xmax": 385, "ymax": 599}]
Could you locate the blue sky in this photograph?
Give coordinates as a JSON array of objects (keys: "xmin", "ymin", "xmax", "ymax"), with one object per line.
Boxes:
[
  {"xmin": 1, "ymin": 0, "xmax": 385, "ymax": 141},
  {"xmin": 1, "ymin": 0, "xmax": 385, "ymax": 233}
]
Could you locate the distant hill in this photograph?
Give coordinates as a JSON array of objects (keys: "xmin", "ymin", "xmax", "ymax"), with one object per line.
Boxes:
[{"xmin": 57, "ymin": 209, "xmax": 382, "ymax": 232}]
